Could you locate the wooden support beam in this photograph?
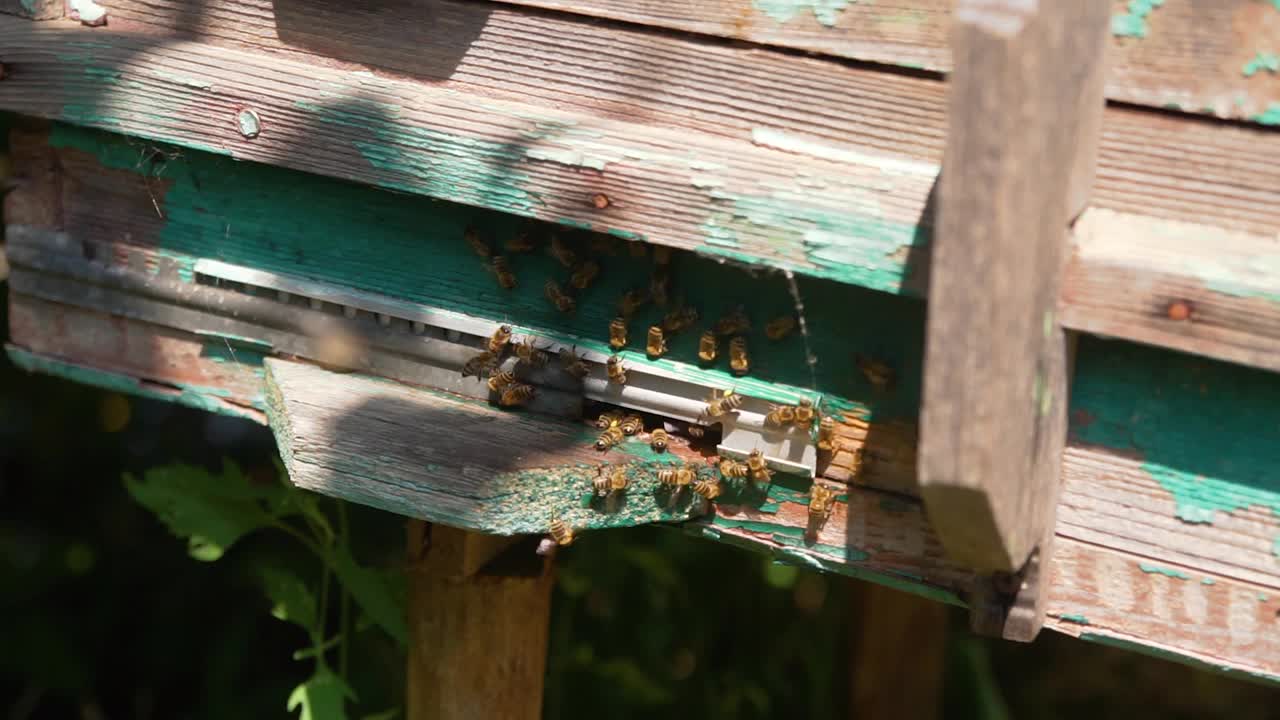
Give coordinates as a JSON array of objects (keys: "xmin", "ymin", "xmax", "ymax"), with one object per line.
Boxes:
[
  {"xmin": 919, "ymin": 0, "xmax": 1109, "ymax": 588},
  {"xmin": 406, "ymin": 521, "xmax": 552, "ymax": 720},
  {"xmin": 848, "ymin": 582, "xmax": 949, "ymax": 720}
]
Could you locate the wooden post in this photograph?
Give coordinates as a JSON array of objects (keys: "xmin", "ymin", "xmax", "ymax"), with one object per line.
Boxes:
[
  {"xmin": 849, "ymin": 582, "xmax": 949, "ymax": 720},
  {"xmin": 406, "ymin": 521, "xmax": 552, "ymax": 720},
  {"xmin": 919, "ymin": 0, "xmax": 1108, "ymax": 637}
]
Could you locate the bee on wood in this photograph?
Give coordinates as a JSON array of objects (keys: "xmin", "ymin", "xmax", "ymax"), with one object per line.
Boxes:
[
  {"xmin": 487, "ymin": 324, "xmax": 513, "ymax": 355},
  {"xmin": 505, "ymin": 231, "xmax": 536, "ymax": 253},
  {"xmin": 549, "ymin": 235, "xmax": 576, "ymax": 268},
  {"xmin": 461, "ymin": 350, "xmax": 500, "ymax": 379},
  {"xmin": 515, "ymin": 337, "xmax": 550, "ymax": 367},
  {"xmin": 649, "ymin": 428, "xmax": 669, "ymax": 452},
  {"xmin": 808, "ymin": 483, "xmax": 837, "ymax": 527},
  {"xmin": 559, "ymin": 347, "xmax": 590, "ymax": 379},
  {"xmin": 464, "ymin": 225, "xmax": 491, "ymax": 258},
  {"xmin": 746, "ymin": 449, "xmax": 773, "ymax": 483},
  {"xmin": 700, "ymin": 389, "xmax": 743, "ymax": 422},
  {"xmin": 692, "ymin": 477, "xmax": 722, "ymax": 501},
  {"xmin": 657, "ymin": 465, "xmax": 694, "ymax": 488},
  {"xmin": 697, "ymin": 330, "xmax": 718, "ymax": 364},
  {"xmin": 728, "ymin": 336, "xmax": 750, "ymax": 376},
  {"xmin": 548, "ymin": 517, "xmax": 575, "ymax": 546},
  {"xmin": 649, "ymin": 270, "xmax": 671, "ymax": 307},
  {"xmin": 765, "ymin": 315, "xmax": 796, "ymax": 341},
  {"xmin": 487, "ymin": 369, "xmax": 516, "ymax": 394},
  {"xmin": 490, "ymin": 256, "xmax": 517, "ymax": 290},
  {"xmin": 596, "ymin": 410, "xmax": 623, "ymax": 429},
  {"xmin": 499, "ymin": 383, "xmax": 536, "ymax": 407},
  {"xmin": 646, "ymin": 325, "xmax": 667, "ymax": 359},
  {"xmin": 765, "ymin": 403, "xmax": 797, "ymax": 427},
  {"xmin": 661, "ymin": 305, "xmax": 699, "ymax": 335},
  {"xmin": 570, "ymin": 260, "xmax": 600, "ymax": 290},
  {"xmin": 607, "ymin": 355, "xmax": 627, "ymax": 385},
  {"xmin": 618, "ymin": 288, "xmax": 649, "ymax": 317},
  {"xmin": 715, "ymin": 305, "xmax": 751, "ymax": 337},
  {"xmin": 608, "ymin": 317, "xmax": 628, "ymax": 351},
  {"xmin": 619, "ymin": 414, "xmax": 643, "ymax": 436},
  {"xmin": 793, "ymin": 398, "xmax": 816, "ymax": 428},
  {"xmin": 595, "ymin": 424, "xmax": 625, "ymax": 451},
  {"xmin": 855, "ymin": 354, "xmax": 894, "ymax": 389},
  {"xmin": 817, "ymin": 415, "xmax": 835, "ymax": 452},
  {"xmin": 592, "ymin": 466, "xmax": 629, "ymax": 495},
  {"xmin": 652, "ymin": 245, "xmax": 672, "ymax": 265},
  {"xmin": 544, "ymin": 280, "xmax": 576, "ymax": 314},
  {"xmin": 718, "ymin": 456, "xmax": 750, "ymax": 480}
]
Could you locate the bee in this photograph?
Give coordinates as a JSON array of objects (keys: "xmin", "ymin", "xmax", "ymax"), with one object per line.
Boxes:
[
  {"xmin": 608, "ymin": 317, "xmax": 628, "ymax": 350},
  {"xmin": 793, "ymin": 398, "xmax": 816, "ymax": 427},
  {"xmin": 657, "ymin": 466, "xmax": 694, "ymax": 488},
  {"xmin": 746, "ymin": 449, "xmax": 772, "ymax": 483},
  {"xmin": 487, "ymin": 369, "xmax": 516, "ymax": 393},
  {"xmin": 549, "ymin": 235, "xmax": 576, "ymax": 268},
  {"xmin": 464, "ymin": 226, "xmax": 491, "ymax": 258},
  {"xmin": 628, "ymin": 240, "xmax": 648, "ymax": 258},
  {"xmin": 855, "ymin": 354, "xmax": 895, "ymax": 389},
  {"xmin": 592, "ymin": 466, "xmax": 629, "ymax": 495},
  {"xmin": 765, "ymin": 403, "xmax": 796, "ymax": 427},
  {"xmin": 548, "ymin": 517, "xmax": 575, "ymax": 546},
  {"xmin": 652, "ymin": 245, "xmax": 672, "ymax": 265},
  {"xmin": 596, "ymin": 411, "xmax": 623, "ymax": 429},
  {"xmin": 649, "ymin": 428, "xmax": 669, "ymax": 452},
  {"xmin": 461, "ymin": 350, "xmax": 500, "ymax": 379},
  {"xmin": 515, "ymin": 337, "xmax": 550, "ymax": 367},
  {"xmin": 697, "ymin": 330, "xmax": 718, "ymax": 363},
  {"xmin": 715, "ymin": 306, "xmax": 751, "ymax": 337},
  {"xmin": 661, "ymin": 305, "xmax": 699, "ymax": 335},
  {"xmin": 808, "ymin": 483, "xmax": 837, "ymax": 526},
  {"xmin": 505, "ymin": 231, "xmax": 535, "ymax": 253},
  {"xmin": 607, "ymin": 355, "xmax": 627, "ymax": 385},
  {"xmin": 487, "ymin": 324, "xmax": 513, "ymax": 355},
  {"xmin": 646, "ymin": 325, "xmax": 667, "ymax": 359},
  {"xmin": 595, "ymin": 424, "xmax": 625, "ymax": 451},
  {"xmin": 570, "ymin": 260, "xmax": 600, "ymax": 290},
  {"xmin": 490, "ymin": 256, "xmax": 517, "ymax": 290},
  {"xmin": 649, "ymin": 270, "xmax": 671, "ymax": 307},
  {"xmin": 545, "ymin": 280, "xmax": 575, "ymax": 313},
  {"xmin": 499, "ymin": 383, "xmax": 536, "ymax": 407},
  {"xmin": 718, "ymin": 457, "xmax": 750, "ymax": 480},
  {"xmin": 687, "ymin": 424, "xmax": 706, "ymax": 439},
  {"xmin": 728, "ymin": 336, "xmax": 750, "ymax": 376},
  {"xmin": 692, "ymin": 478, "xmax": 722, "ymax": 500},
  {"xmin": 559, "ymin": 347, "xmax": 589, "ymax": 379},
  {"xmin": 817, "ymin": 415, "xmax": 835, "ymax": 452},
  {"xmin": 765, "ymin": 315, "xmax": 796, "ymax": 340},
  {"xmin": 701, "ymin": 389, "xmax": 743, "ymax": 422},
  {"xmin": 618, "ymin": 288, "xmax": 648, "ymax": 317},
  {"xmin": 619, "ymin": 414, "xmax": 643, "ymax": 436}
]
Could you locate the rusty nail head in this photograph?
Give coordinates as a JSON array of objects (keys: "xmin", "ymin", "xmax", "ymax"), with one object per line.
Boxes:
[
  {"xmin": 1166, "ymin": 300, "xmax": 1192, "ymax": 321},
  {"xmin": 236, "ymin": 108, "xmax": 262, "ymax": 139},
  {"xmin": 591, "ymin": 193, "xmax": 610, "ymax": 210}
]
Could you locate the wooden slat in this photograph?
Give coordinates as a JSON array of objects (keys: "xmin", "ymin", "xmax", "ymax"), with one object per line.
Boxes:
[
  {"xmin": 494, "ymin": 0, "xmax": 1280, "ymax": 126},
  {"xmin": 848, "ymin": 583, "xmax": 948, "ymax": 720},
  {"xmin": 919, "ymin": 0, "xmax": 1108, "ymax": 575}
]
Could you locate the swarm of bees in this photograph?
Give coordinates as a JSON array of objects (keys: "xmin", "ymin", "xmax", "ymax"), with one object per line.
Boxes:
[{"xmin": 593, "ymin": 411, "xmax": 643, "ymax": 452}]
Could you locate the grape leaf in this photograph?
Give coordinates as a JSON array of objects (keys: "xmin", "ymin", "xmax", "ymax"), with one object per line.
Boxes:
[
  {"xmin": 259, "ymin": 565, "xmax": 318, "ymax": 631},
  {"xmin": 332, "ymin": 546, "xmax": 408, "ymax": 647},
  {"xmin": 287, "ymin": 670, "xmax": 353, "ymax": 720}
]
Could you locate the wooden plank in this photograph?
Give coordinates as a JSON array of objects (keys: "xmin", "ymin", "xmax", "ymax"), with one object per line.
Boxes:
[
  {"xmin": 493, "ymin": 0, "xmax": 1280, "ymax": 126},
  {"xmin": 406, "ymin": 521, "xmax": 552, "ymax": 720},
  {"xmin": 0, "ymin": 0, "xmax": 62, "ymax": 20},
  {"xmin": 919, "ymin": 0, "xmax": 1108, "ymax": 573},
  {"xmin": 848, "ymin": 582, "xmax": 948, "ymax": 720}
]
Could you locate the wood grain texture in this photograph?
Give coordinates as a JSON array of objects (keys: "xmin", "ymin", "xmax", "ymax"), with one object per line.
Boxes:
[
  {"xmin": 0, "ymin": 0, "xmax": 62, "ymax": 20},
  {"xmin": 920, "ymin": 0, "xmax": 1108, "ymax": 574},
  {"xmin": 407, "ymin": 522, "xmax": 552, "ymax": 720},
  {"xmin": 848, "ymin": 582, "xmax": 948, "ymax": 720},
  {"xmin": 494, "ymin": 0, "xmax": 1280, "ymax": 125}
]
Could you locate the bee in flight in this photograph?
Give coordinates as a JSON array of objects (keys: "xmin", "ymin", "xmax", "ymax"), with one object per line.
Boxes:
[
  {"xmin": 545, "ymin": 280, "xmax": 575, "ymax": 313},
  {"xmin": 646, "ymin": 326, "xmax": 667, "ymax": 359},
  {"xmin": 607, "ymin": 355, "xmax": 627, "ymax": 385},
  {"xmin": 490, "ymin": 256, "xmax": 516, "ymax": 290},
  {"xmin": 617, "ymin": 288, "xmax": 649, "ymax": 318},
  {"xmin": 649, "ymin": 269, "xmax": 671, "ymax": 307},
  {"xmin": 487, "ymin": 325, "xmax": 513, "ymax": 355},
  {"xmin": 608, "ymin": 317, "xmax": 628, "ymax": 350},
  {"xmin": 649, "ymin": 428, "xmax": 669, "ymax": 452},
  {"xmin": 728, "ymin": 336, "xmax": 750, "ymax": 376},
  {"xmin": 855, "ymin": 354, "xmax": 894, "ymax": 390},
  {"xmin": 765, "ymin": 315, "xmax": 796, "ymax": 341}
]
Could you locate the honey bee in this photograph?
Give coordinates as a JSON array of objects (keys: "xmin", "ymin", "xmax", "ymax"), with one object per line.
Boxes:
[
  {"xmin": 515, "ymin": 337, "xmax": 550, "ymax": 367},
  {"xmin": 700, "ymin": 389, "xmax": 743, "ymax": 422},
  {"xmin": 728, "ymin": 336, "xmax": 750, "ymax": 376},
  {"xmin": 649, "ymin": 270, "xmax": 670, "ymax": 307},
  {"xmin": 618, "ymin": 288, "xmax": 648, "ymax": 317},
  {"xmin": 649, "ymin": 428, "xmax": 669, "ymax": 452},
  {"xmin": 808, "ymin": 483, "xmax": 837, "ymax": 526},
  {"xmin": 646, "ymin": 325, "xmax": 667, "ymax": 359},
  {"xmin": 657, "ymin": 465, "xmax": 694, "ymax": 488},
  {"xmin": 746, "ymin": 449, "xmax": 773, "ymax": 483},
  {"xmin": 793, "ymin": 398, "xmax": 816, "ymax": 427},
  {"xmin": 499, "ymin": 383, "xmax": 536, "ymax": 407},
  {"xmin": 608, "ymin": 317, "xmax": 628, "ymax": 350},
  {"xmin": 549, "ymin": 235, "xmax": 576, "ymax": 268},
  {"xmin": 718, "ymin": 457, "xmax": 750, "ymax": 480},
  {"xmin": 548, "ymin": 517, "xmax": 575, "ymax": 546},
  {"xmin": 592, "ymin": 466, "xmax": 629, "ymax": 495},
  {"xmin": 715, "ymin": 306, "xmax": 751, "ymax": 337},
  {"xmin": 570, "ymin": 260, "xmax": 600, "ymax": 290},
  {"xmin": 697, "ymin": 330, "xmax": 718, "ymax": 364},
  {"xmin": 490, "ymin": 256, "xmax": 516, "ymax": 290},
  {"xmin": 464, "ymin": 226, "xmax": 491, "ymax": 258},
  {"xmin": 487, "ymin": 324, "xmax": 513, "ymax": 355},
  {"xmin": 595, "ymin": 424, "xmax": 625, "ymax": 451},
  {"xmin": 487, "ymin": 369, "xmax": 516, "ymax": 393},
  {"xmin": 505, "ymin": 231, "xmax": 535, "ymax": 253},
  {"xmin": 559, "ymin": 347, "xmax": 589, "ymax": 379},
  {"xmin": 607, "ymin": 355, "xmax": 627, "ymax": 385},
  {"xmin": 652, "ymin": 245, "xmax": 672, "ymax": 265},
  {"xmin": 817, "ymin": 416, "xmax": 835, "ymax": 452},
  {"xmin": 619, "ymin": 414, "xmax": 643, "ymax": 436},
  {"xmin": 765, "ymin": 315, "xmax": 796, "ymax": 340},
  {"xmin": 692, "ymin": 478, "xmax": 722, "ymax": 500},
  {"xmin": 461, "ymin": 350, "xmax": 500, "ymax": 379},
  {"xmin": 596, "ymin": 411, "xmax": 623, "ymax": 429},
  {"xmin": 855, "ymin": 354, "xmax": 895, "ymax": 389},
  {"xmin": 765, "ymin": 403, "xmax": 797, "ymax": 427},
  {"xmin": 545, "ymin": 280, "xmax": 575, "ymax": 313},
  {"xmin": 661, "ymin": 305, "xmax": 699, "ymax": 335},
  {"xmin": 687, "ymin": 424, "xmax": 706, "ymax": 439}
]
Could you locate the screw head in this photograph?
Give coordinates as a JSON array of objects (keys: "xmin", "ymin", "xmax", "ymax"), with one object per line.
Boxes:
[
  {"xmin": 1166, "ymin": 300, "xmax": 1192, "ymax": 321},
  {"xmin": 236, "ymin": 108, "xmax": 261, "ymax": 139},
  {"xmin": 591, "ymin": 192, "xmax": 610, "ymax": 209}
]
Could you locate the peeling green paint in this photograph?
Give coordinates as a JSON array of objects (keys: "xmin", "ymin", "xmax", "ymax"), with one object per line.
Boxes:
[
  {"xmin": 753, "ymin": 0, "xmax": 853, "ymax": 27},
  {"xmin": 1080, "ymin": 633, "xmax": 1280, "ymax": 685},
  {"xmin": 1201, "ymin": 577, "xmax": 1216, "ymax": 586},
  {"xmin": 1058, "ymin": 613, "xmax": 1089, "ymax": 625},
  {"xmin": 1138, "ymin": 563, "xmax": 1190, "ymax": 580},
  {"xmin": 1243, "ymin": 52, "xmax": 1280, "ymax": 77},
  {"xmin": 1111, "ymin": 0, "xmax": 1165, "ymax": 39},
  {"xmin": 1252, "ymin": 102, "xmax": 1280, "ymax": 126}
]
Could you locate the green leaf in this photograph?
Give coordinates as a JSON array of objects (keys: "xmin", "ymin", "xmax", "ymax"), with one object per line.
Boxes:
[
  {"xmin": 123, "ymin": 460, "xmax": 294, "ymax": 562},
  {"xmin": 332, "ymin": 546, "xmax": 408, "ymax": 646},
  {"xmin": 287, "ymin": 670, "xmax": 354, "ymax": 720},
  {"xmin": 259, "ymin": 566, "xmax": 318, "ymax": 631}
]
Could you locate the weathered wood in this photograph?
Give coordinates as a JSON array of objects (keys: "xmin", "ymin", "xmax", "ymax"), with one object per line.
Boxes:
[
  {"xmin": 493, "ymin": 0, "xmax": 1280, "ymax": 126},
  {"xmin": 848, "ymin": 582, "xmax": 948, "ymax": 720},
  {"xmin": 0, "ymin": 0, "xmax": 62, "ymax": 20},
  {"xmin": 920, "ymin": 1, "xmax": 1108, "ymax": 575},
  {"xmin": 407, "ymin": 521, "xmax": 552, "ymax": 720}
]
